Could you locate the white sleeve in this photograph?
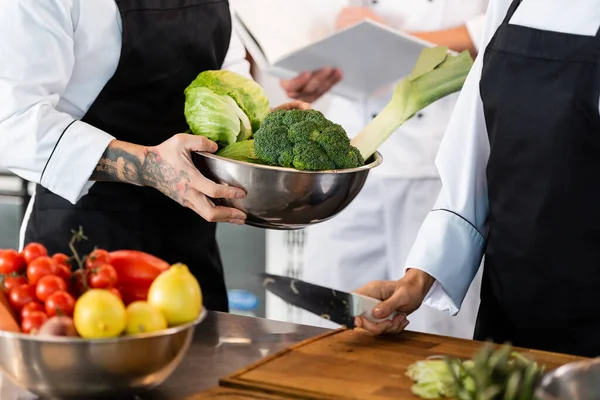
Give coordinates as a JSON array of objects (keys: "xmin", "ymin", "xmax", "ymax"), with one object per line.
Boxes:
[
  {"xmin": 465, "ymin": 14, "xmax": 487, "ymax": 52},
  {"xmin": 403, "ymin": 0, "xmax": 511, "ymax": 315},
  {"xmin": 0, "ymin": 0, "xmax": 115, "ymax": 205},
  {"xmin": 222, "ymin": 14, "xmax": 252, "ymax": 79}
]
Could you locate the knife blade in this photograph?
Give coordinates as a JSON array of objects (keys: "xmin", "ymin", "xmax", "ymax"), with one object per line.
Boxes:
[{"xmin": 258, "ymin": 273, "xmax": 396, "ymax": 328}]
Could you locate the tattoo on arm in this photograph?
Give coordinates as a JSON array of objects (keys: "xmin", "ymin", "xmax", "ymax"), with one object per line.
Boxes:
[{"xmin": 91, "ymin": 142, "xmax": 191, "ymax": 204}]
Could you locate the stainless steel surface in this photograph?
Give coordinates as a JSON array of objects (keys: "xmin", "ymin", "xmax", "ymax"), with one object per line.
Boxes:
[
  {"xmin": 193, "ymin": 151, "xmax": 383, "ymax": 230},
  {"xmin": 0, "ymin": 309, "xmax": 208, "ymax": 399},
  {"xmin": 27, "ymin": 311, "xmax": 328, "ymax": 400},
  {"xmin": 536, "ymin": 358, "xmax": 600, "ymax": 400},
  {"xmin": 260, "ymin": 272, "xmax": 358, "ymax": 328}
]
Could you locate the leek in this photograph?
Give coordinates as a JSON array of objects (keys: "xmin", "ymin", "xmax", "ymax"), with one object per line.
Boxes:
[{"xmin": 350, "ymin": 46, "xmax": 474, "ymax": 161}]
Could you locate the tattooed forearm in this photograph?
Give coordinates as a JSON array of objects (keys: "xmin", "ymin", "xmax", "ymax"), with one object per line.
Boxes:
[
  {"xmin": 91, "ymin": 144, "xmax": 145, "ymax": 185},
  {"xmin": 139, "ymin": 151, "xmax": 191, "ymax": 204},
  {"xmin": 91, "ymin": 140, "xmax": 191, "ymax": 204}
]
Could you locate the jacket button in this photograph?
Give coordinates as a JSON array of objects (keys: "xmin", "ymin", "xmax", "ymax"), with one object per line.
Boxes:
[
  {"xmin": 372, "ymin": 113, "xmax": 378, "ymax": 119},
  {"xmin": 417, "ymin": 112, "xmax": 424, "ymax": 118}
]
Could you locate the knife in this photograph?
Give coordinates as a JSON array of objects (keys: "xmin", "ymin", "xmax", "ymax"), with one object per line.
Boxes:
[{"xmin": 258, "ymin": 272, "xmax": 396, "ymax": 328}]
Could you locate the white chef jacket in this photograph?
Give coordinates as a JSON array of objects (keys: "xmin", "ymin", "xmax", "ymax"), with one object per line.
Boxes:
[
  {"xmin": 321, "ymin": 0, "xmax": 488, "ymax": 179},
  {"xmin": 0, "ymin": 0, "xmax": 251, "ymax": 206},
  {"xmin": 406, "ymin": 0, "xmax": 600, "ymax": 316}
]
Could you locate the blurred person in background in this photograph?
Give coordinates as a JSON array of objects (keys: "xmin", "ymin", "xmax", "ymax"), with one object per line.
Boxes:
[{"xmin": 277, "ymin": 0, "xmax": 489, "ymax": 339}]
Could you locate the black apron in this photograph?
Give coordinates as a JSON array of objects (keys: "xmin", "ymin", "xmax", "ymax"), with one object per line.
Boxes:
[
  {"xmin": 24, "ymin": 0, "xmax": 232, "ymax": 312},
  {"xmin": 475, "ymin": 0, "xmax": 600, "ymax": 357}
]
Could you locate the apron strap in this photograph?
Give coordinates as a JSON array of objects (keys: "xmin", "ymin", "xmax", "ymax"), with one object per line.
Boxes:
[{"xmin": 501, "ymin": 0, "xmax": 523, "ymax": 26}]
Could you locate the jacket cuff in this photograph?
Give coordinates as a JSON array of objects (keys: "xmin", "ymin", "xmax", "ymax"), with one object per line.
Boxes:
[
  {"xmin": 404, "ymin": 209, "xmax": 485, "ymax": 316},
  {"xmin": 40, "ymin": 120, "xmax": 115, "ymax": 204}
]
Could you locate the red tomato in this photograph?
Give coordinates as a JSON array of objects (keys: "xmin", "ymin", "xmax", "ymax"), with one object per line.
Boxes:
[
  {"xmin": 22, "ymin": 243, "xmax": 48, "ymax": 265},
  {"xmin": 1, "ymin": 275, "xmax": 28, "ymax": 294},
  {"xmin": 27, "ymin": 256, "xmax": 57, "ymax": 285},
  {"xmin": 45, "ymin": 291, "xmax": 75, "ymax": 317},
  {"xmin": 88, "ymin": 264, "xmax": 118, "ymax": 289},
  {"xmin": 21, "ymin": 311, "xmax": 48, "ymax": 334},
  {"xmin": 85, "ymin": 249, "xmax": 111, "ymax": 270},
  {"xmin": 36, "ymin": 275, "xmax": 67, "ymax": 302},
  {"xmin": 8, "ymin": 284, "xmax": 36, "ymax": 312},
  {"xmin": 0, "ymin": 250, "xmax": 27, "ymax": 274},
  {"xmin": 54, "ymin": 264, "xmax": 72, "ymax": 282},
  {"xmin": 52, "ymin": 253, "xmax": 71, "ymax": 268},
  {"xmin": 21, "ymin": 302, "xmax": 45, "ymax": 320}
]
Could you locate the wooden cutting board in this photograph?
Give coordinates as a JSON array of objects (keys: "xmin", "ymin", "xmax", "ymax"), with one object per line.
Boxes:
[{"xmin": 217, "ymin": 328, "xmax": 586, "ymax": 400}]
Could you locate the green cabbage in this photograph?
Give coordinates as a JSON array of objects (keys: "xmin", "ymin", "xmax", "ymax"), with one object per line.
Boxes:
[{"xmin": 184, "ymin": 70, "xmax": 271, "ymax": 147}]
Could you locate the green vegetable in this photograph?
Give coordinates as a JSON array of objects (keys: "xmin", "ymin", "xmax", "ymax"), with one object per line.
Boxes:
[
  {"xmin": 215, "ymin": 139, "xmax": 266, "ymax": 164},
  {"xmin": 252, "ymin": 109, "xmax": 364, "ymax": 171},
  {"xmin": 203, "ymin": 45, "xmax": 473, "ymax": 172},
  {"xmin": 406, "ymin": 343, "xmax": 545, "ymax": 400},
  {"xmin": 351, "ymin": 46, "xmax": 474, "ymax": 161},
  {"xmin": 184, "ymin": 70, "xmax": 271, "ymax": 147}
]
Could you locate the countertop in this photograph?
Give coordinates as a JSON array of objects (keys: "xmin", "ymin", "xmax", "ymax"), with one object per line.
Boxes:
[{"xmin": 39, "ymin": 312, "xmax": 328, "ymax": 400}]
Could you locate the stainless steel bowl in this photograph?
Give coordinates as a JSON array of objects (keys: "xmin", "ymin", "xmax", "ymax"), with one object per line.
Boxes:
[
  {"xmin": 0, "ymin": 309, "xmax": 207, "ymax": 399},
  {"xmin": 193, "ymin": 151, "xmax": 383, "ymax": 230},
  {"xmin": 536, "ymin": 358, "xmax": 600, "ymax": 400}
]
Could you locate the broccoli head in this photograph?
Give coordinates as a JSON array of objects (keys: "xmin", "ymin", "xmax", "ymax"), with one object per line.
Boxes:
[{"xmin": 253, "ymin": 109, "xmax": 365, "ymax": 171}]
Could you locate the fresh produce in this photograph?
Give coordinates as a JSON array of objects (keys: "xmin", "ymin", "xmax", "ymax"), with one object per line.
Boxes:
[
  {"xmin": 38, "ymin": 316, "xmax": 78, "ymax": 337},
  {"xmin": 147, "ymin": 263, "xmax": 202, "ymax": 326},
  {"xmin": 406, "ymin": 343, "xmax": 545, "ymax": 400},
  {"xmin": 184, "ymin": 70, "xmax": 271, "ymax": 147},
  {"xmin": 208, "ymin": 46, "xmax": 473, "ymax": 171},
  {"xmin": 45, "ymin": 290, "xmax": 75, "ymax": 317},
  {"xmin": 0, "ymin": 291, "xmax": 20, "ymax": 333},
  {"xmin": 74, "ymin": 289, "xmax": 126, "ymax": 339},
  {"xmin": 125, "ymin": 301, "xmax": 167, "ymax": 334},
  {"xmin": 35, "ymin": 275, "xmax": 67, "ymax": 302},
  {"xmin": 21, "ymin": 310, "xmax": 48, "ymax": 334},
  {"xmin": 252, "ymin": 109, "xmax": 364, "ymax": 170},
  {"xmin": 0, "ymin": 249, "xmax": 27, "ymax": 274},
  {"xmin": 215, "ymin": 139, "xmax": 267, "ymax": 164},
  {"xmin": 0, "ymin": 228, "xmax": 204, "ymax": 338},
  {"xmin": 108, "ymin": 249, "xmax": 170, "ymax": 305}
]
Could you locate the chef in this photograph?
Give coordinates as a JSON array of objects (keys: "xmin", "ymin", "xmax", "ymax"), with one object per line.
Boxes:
[
  {"xmin": 278, "ymin": 0, "xmax": 488, "ymax": 339},
  {"xmin": 353, "ymin": 0, "xmax": 600, "ymax": 357},
  {"xmin": 0, "ymin": 0, "xmax": 303, "ymax": 312}
]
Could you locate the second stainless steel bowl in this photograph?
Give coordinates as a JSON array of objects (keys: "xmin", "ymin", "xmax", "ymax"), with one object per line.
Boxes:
[{"xmin": 193, "ymin": 151, "xmax": 383, "ymax": 230}]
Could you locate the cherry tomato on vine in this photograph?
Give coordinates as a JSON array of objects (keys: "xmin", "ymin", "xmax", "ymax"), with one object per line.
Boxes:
[
  {"xmin": 52, "ymin": 253, "xmax": 71, "ymax": 268},
  {"xmin": 0, "ymin": 250, "xmax": 27, "ymax": 274},
  {"xmin": 36, "ymin": 275, "xmax": 67, "ymax": 302},
  {"xmin": 1, "ymin": 275, "xmax": 28, "ymax": 294},
  {"xmin": 21, "ymin": 302, "xmax": 45, "ymax": 320},
  {"xmin": 89, "ymin": 264, "xmax": 118, "ymax": 289},
  {"xmin": 22, "ymin": 243, "xmax": 48, "ymax": 265},
  {"xmin": 21, "ymin": 311, "xmax": 48, "ymax": 334},
  {"xmin": 27, "ymin": 256, "xmax": 57, "ymax": 285},
  {"xmin": 85, "ymin": 249, "xmax": 111, "ymax": 270},
  {"xmin": 9, "ymin": 284, "xmax": 36, "ymax": 312},
  {"xmin": 45, "ymin": 291, "xmax": 75, "ymax": 317}
]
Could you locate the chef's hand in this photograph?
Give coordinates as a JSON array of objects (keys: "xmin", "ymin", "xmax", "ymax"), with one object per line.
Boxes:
[
  {"xmin": 272, "ymin": 100, "xmax": 312, "ymax": 111},
  {"xmin": 144, "ymin": 134, "xmax": 247, "ymax": 224},
  {"xmin": 353, "ymin": 269, "xmax": 435, "ymax": 335},
  {"xmin": 280, "ymin": 68, "xmax": 343, "ymax": 103},
  {"xmin": 335, "ymin": 6, "xmax": 388, "ymax": 31}
]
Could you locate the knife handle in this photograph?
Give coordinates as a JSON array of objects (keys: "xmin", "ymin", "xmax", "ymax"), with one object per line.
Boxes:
[{"xmin": 354, "ymin": 294, "xmax": 398, "ymax": 324}]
